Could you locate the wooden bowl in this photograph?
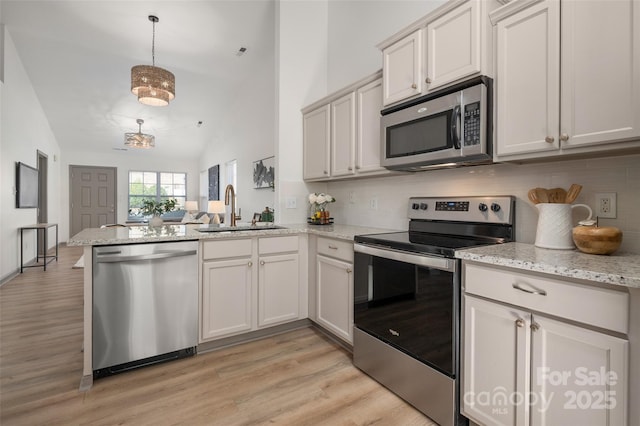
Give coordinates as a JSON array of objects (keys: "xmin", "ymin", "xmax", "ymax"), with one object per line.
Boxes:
[{"xmin": 572, "ymin": 226, "xmax": 623, "ymax": 255}]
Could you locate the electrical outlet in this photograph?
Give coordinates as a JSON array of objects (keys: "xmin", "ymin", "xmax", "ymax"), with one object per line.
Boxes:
[
  {"xmin": 349, "ymin": 192, "xmax": 356, "ymax": 204},
  {"xmin": 370, "ymin": 197, "xmax": 378, "ymax": 210},
  {"xmin": 595, "ymin": 192, "xmax": 617, "ymax": 218},
  {"xmin": 285, "ymin": 197, "xmax": 297, "ymax": 209}
]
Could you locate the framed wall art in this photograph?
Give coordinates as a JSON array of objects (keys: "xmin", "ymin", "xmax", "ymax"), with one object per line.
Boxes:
[
  {"xmin": 253, "ymin": 156, "xmax": 274, "ymax": 189},
  {"xmin": 208, "ymin": 165, "xmax": 219, "ymax": 200}
]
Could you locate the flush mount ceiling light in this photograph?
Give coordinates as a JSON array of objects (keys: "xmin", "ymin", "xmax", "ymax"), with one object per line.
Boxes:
[
  {"xmin": 125, "ymin": 119, "xmax": 155, "ymax": 149},
  {"xmin": 131, "ymin": 15, "xmax": 175, "ymax": 106}
]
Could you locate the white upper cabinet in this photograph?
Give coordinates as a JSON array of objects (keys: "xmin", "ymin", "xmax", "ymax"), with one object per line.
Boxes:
[
  {"xmin": 425, "ymin": 0, "xmax": 481, "ymax": 91},
  {"xmin": 379, "ymin": 0, "xmax": 496, "ymax": 107},
  {"xmin": 331, "ymin": 92, "xmax": 356, "ymax": 178},
  {"xmin": 303, "ymin": 105, "xmax": 330, "ymax": 180},
  {"xmin": 493, "ymin": 0, "xmax": 640, "ymax": 160},
  {"xmin": 302, "ymin": 72, "xmax": 389, "ymax": 181},
  {"xmin": 494, "ymin": 0, "xmax": 561, "ymax": 156},
  {"xmin": 382, "ymin": 30, "xmax": 422, "ymax": 106},
  {"xmin": 560, "ymin": 0, "xmax": 640, "ymax": 149},
  {"xmin": 356, "ymin": 78, "xmax": 385, "ymax": 174}
]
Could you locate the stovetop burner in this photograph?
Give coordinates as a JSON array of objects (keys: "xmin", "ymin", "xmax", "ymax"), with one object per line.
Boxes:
[{"xmin": 354, "ymin": 196, "xmax": 515, "ymax": 258}]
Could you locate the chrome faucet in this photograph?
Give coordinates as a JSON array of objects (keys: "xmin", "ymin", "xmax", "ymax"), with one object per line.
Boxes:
[{"xmin": 224, "ymin": 184, "xmax": 237, "ymax": 227}]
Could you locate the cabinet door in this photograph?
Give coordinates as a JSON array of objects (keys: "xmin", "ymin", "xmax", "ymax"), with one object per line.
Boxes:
[
  {"xmin": 316, "ymin": 255, "xmax": 353, "ymax": 343},
  {"xmin": 356, "ymin": 78, "xmax": 385, "ymax": 174},
  {"xmin": 303, "ymin": 105, "xmax": 330, "ymax": 180},
  {"xmin": 258, "ymin": 253, "xmax": 299, "ymax": 327},
  {"xmin": 462, "ymin": 295, "xmax": 530, "ymax": 426},
  {"xmin": 201, "ymin": 258, "xmax": 253, "ymax": 340},
  {"xmin": 531, "ymin": 315, "xmax": 628, "ymax": 426},
  {"xmin": 382, "ymin": 30, "xmax": 422, "ymax": 106},
  {"xmin": 425, "ymin": 0, "xmax": 481, "ymax": 91},
  {"xmin": 331, "ymin": 92, "xmax": 356, "ymax": 178},
  {"xmin": 494, "ymin": 0, "xmax": 560, "ymax": 158},
  {"xmin": 560, "ymin": 0, "xmax": 640, "ymax": 149}
]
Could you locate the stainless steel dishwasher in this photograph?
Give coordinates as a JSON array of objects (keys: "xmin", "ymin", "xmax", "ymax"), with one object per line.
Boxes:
[{"xmin": 92, "ymin": 241, "xmax": 198, "ymax": 378}]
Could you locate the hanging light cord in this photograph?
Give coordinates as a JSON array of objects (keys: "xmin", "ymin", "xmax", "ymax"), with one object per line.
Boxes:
[{"xmin": 151, "ymin": 19, "xmax": 156, "ymax": 66}]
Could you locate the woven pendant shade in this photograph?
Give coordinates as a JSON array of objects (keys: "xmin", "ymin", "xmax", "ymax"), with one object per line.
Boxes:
[{"xmin": 130, "ymin": 15, "xmax": 175, "ymax": 106}]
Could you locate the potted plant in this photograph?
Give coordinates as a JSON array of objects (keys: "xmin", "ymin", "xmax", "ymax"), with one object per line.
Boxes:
[{"xmin": 141, "ymin": 198, "xmax": 178, "ymax": 227}]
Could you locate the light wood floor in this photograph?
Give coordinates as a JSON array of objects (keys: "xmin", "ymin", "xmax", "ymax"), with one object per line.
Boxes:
[{"xmin": 1, "ymin": 244, "xmax": 436, "ymax": 425}]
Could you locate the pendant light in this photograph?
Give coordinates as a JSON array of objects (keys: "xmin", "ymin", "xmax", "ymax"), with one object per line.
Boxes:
[
  {"xmin": 125, "ymin": 119, "xmax": 155, "ymax": 149},
  {"xmin": 131, "ymin": 15, "xmax": 175, "ymax": 106}
]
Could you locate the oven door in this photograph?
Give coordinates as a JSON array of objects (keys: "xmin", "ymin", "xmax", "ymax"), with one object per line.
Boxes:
[{"xmin": 354, "ymin": 243, "xmax": 458, "ymax": 377}]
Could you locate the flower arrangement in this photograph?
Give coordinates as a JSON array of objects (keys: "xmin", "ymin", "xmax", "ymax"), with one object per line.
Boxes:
[
  {"xmin": 308, "ymin": 193, "xmax": 335, "ymax": 224},
  {"xmin": 308, "ymin": 192, "xmax": 336, "ymax": 211}
]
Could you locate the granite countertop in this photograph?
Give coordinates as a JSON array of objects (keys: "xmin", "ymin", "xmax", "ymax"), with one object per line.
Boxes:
[
  {"xmin": 67, "ymin": 223, "xmax": 400, "ymax": 247},
  {"xmin": 455, "ymin": 242, "xmax": 640, "ymax": 289}
]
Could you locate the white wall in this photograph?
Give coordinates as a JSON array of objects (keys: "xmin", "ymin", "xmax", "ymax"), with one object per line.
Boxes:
[
  {"xmin": 274, "ymin": 0, "xmax": 331, "ymax": 224},
  {"xmin": 198, "ymin": 1, "xmax": 277, "ymax": 223},
  {"xmin": 61, "ymin": 150, "xmax": 200, "ymax": 240},
  {"xmin": 0, "ymin": 29, "xmax": 62, "ymax": 282},
  {"xmin": 327, "ymin": 0, "xmax": 444, "ymax": 92}
]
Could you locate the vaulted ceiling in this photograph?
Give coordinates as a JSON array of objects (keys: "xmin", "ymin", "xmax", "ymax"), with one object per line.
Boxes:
[{"xmin": 2, "ymin": 0, "xmax": 276, "ymax": 160}]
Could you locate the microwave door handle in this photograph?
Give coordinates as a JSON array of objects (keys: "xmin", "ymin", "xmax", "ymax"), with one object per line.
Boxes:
[{"xmin": 451, "ymin": 105, "xmax": 461, "ymax": 149}]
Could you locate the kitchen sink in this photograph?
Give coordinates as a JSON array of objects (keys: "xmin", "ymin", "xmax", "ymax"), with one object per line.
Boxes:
[{"xmin": 196, "ymin": 224, "xmax": 285, "ymax": 233}]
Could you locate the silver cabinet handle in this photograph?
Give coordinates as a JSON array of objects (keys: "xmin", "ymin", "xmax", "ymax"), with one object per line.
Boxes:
[
  {"xmin": 512, "ymin": 282, "xmax": 547, "ymax": 296},
  {"xmin": 411, "ymin": 83, "xmax": 417, "ymax": 89},
  {"xmin": 560, "ymin": 133, "xmax": 569, "ymax": 142},
  {"xmin": 545, "ymin": 136, "xmax": 554, "ymax": 143},
  {"xmin": 346, "ymin": 268, "xmax": 352, "ymax": 273},
  {"xmin": 515, "ymin": 318, "xmax": 525, "ymax": 328},
  {"xmin": 323, "ymin": 170, "xmax": 328, "ymax": 175},
  {"xmin": 248, "ymin": 261, "xmax": 253, "ymax": 267},
  {"xmin": 260, "ymin": 260, "xmax": 265, "ymax": 265},
  {"xmin": 425, "ymin": 77, "xmax": 432, "ymax": 84},
  {"xmin": 531, "ymin": 322, "xmax": 540, "ymax": 331},
  {"xmin": 328, "ymin": 245, "xmax": 338, "ymax": 250}
]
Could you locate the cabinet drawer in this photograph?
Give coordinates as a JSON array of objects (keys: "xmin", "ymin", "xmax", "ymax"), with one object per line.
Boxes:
[
  {"xmin": 317, "ymin": 237, "xmax": 353, "ymax": 262},
  {"xmin": 464, "ymin": 262, "xmax": 629, "ymax": 334},
  {"xmin": 202, "ymin": 239, "xmax": 252, "ymax": 260},
  {"xmin": 258, "ymin": 235, "xmax": 298, "ymax": 255}
]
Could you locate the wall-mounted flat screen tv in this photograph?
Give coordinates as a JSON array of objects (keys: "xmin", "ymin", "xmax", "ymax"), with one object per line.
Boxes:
[{"xmin": 16, "ymin": 162, "xmax": 39, "ymax": 208}]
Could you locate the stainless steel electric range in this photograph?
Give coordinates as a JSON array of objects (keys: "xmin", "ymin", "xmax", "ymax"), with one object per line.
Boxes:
[{"xmin": 353, "ymin": 196, "xmax": 515, "ymax": 426}]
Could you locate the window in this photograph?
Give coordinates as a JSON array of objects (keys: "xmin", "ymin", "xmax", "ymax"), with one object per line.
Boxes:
[
  {"xmin": 128, "ymin": 171, "xmax": 187, "ymax": 220},
  {"xmin": 226, "ymin": 159, "xmax": 237, "ymax": 193}
]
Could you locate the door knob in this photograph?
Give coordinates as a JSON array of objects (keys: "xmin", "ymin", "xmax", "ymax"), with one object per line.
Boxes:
[
  {"xmin": 425, "ymin": 77, "xmax": 432, "ymax": 84},
  {"xmin": 515, "ymin": 318, "xmax": 525, "ymax": 328},
  {"xmin": 560, "ymin": 133, "xmax": 569, "ymax": 142},
  {"xmin": 545, "ymin": 136, "xmax": 554, "ymax": 143},
  {"xmin": 411, "ymin": 83, "xmax": 417, "ymax": 89}
]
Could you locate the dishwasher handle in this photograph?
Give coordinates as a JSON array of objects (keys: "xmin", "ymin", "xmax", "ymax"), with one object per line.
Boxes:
[{"xmin": 96, "ymin": 250, "xmax": 197, "ymax": 263}]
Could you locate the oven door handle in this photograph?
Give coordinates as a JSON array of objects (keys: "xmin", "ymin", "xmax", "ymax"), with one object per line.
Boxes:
[{"xmin": 354, "ymin": 243, "xmax": 455, "ymax": 272}]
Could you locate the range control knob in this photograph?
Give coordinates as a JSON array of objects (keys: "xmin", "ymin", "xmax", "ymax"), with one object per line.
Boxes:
[
  {"xmin": 478, "ymin": 203, "xmax": 488, "ymax": 212},
  {"xmin": 491, "ymin": 203, "xmax": 501, "ymax": 212},
  {"xmin": 420, "ymin": 203, "xmax": 428, "ymax": 210},
  {"xmin": 412, "ymin": 203, "xmax": 420, "ymax": 210}
]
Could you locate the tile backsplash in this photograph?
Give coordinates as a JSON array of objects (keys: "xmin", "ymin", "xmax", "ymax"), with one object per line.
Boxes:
[{"xmin": 327, "ymin": 153, "xmax": 640, "ymax": 253}]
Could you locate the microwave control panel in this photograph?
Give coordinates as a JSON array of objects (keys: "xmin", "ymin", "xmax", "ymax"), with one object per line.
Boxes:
[{"xmin": 463, "ymin": 102, "xmax": 481, "ymax": 147}]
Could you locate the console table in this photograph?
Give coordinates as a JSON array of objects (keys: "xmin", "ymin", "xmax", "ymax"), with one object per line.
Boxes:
[{"xmin": 20, "ymin": 223, "xmax": 58, "ymax": 273}]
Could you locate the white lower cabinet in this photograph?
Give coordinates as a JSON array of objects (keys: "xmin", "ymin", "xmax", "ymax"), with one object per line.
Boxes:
[
  {"xmin": 258, "ymin": 253, "xmax": 299, "ymax": 327},
  {"xmin": 200, "ymin": 235, "xmax": 302, "ymax": 342},
  {"xmin": 315, "ymin": 237, "xmax": 354, "ymax": 344},
  {"xmin": 201, "ymin": 257, "xmax": 253, "ymax": 340},
  {"xmin": 462, "ymin": 262, "xmax": 629, "ymax": 426}
]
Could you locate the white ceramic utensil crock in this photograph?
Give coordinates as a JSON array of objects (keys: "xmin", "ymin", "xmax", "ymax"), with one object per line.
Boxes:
[{"xmin": 535, "ymin": 203, "xmax": 592, "ymax": 249}]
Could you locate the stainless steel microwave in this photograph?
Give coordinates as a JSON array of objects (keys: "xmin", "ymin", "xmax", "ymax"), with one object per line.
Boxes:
[{"xmin": 381, "ymin": 76, "xmax": 492, "ymax": 171}]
